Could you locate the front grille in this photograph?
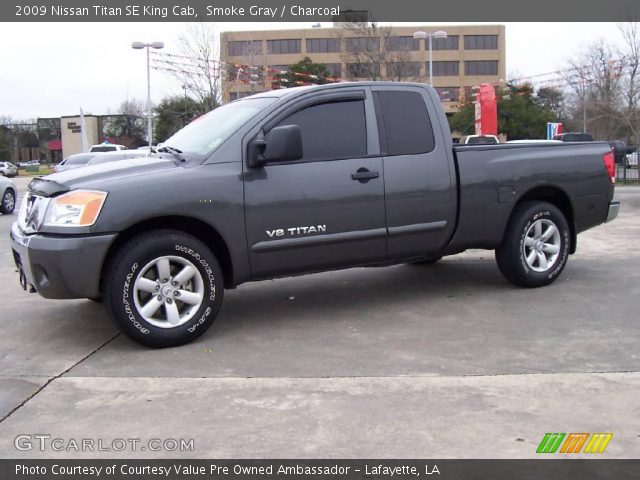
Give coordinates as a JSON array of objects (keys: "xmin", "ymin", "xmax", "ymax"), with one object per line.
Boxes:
[{"xmin": 17, "ymin": 193, "xmax": 50, "ymax": 234}]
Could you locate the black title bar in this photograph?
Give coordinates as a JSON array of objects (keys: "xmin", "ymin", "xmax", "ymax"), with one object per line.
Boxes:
[
  {"xmin": 2, "ymin": 460, "xmax": 640, "ymax": 480},
  {"xmin": 4, "ymin": 0, "xmax": 640, "ymax": 22}
]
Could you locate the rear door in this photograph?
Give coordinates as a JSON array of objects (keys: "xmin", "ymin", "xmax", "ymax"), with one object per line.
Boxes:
[
  {"xmin": 373, "ymin": 86, "xmax": 457, "ymax": 258},
  {"xmin": 243, "ymin": 88, "xmax": 387, "ymax": 278}
]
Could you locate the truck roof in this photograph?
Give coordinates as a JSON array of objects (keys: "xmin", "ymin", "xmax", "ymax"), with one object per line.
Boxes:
[{"xmin": 247, "ymin": 81, "xmax": 431, "ymax": 100}]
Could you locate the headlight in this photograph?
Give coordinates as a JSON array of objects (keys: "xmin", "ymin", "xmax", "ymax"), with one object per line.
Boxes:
[{"xmin": 44, "ymin": 190, "xmax": 107, "ymax": 227}]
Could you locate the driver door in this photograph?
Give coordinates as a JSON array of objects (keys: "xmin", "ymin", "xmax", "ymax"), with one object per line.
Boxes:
[{"xmin": 243, "ymin": 88, "xmax": 387, "ymax": 279}]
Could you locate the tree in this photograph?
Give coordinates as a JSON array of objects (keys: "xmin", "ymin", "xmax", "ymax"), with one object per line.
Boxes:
[
  {"xmin": 0, "ymin": 126, "xmax": 11, "ymax": 160},
  {"xmin": 617, "ymin": 21, "xmax": 640, "ymax": 143},
  {"xmin": 535, "ymin": 87, "xmax": 567, "ymax": 121},
  {"xmin": 498, "ymin": 83, "xmax": 556, "ymax": 139},
  {"xmin": 154, "ymin": 95, "xmax": 205, "ymax": 143},
  {"xmin": 562, "ymin": 39, "xmax": 625, "ymax": 139},
  {"xmin": 271, "ymin": 57, "xmax": 334, "ymax": 89},
  {"xmin": 448, "ymin": 101, "xmax": 475, "ymax": 137},
  {"xmin": 449, "ymin": 83, "xmax": 557, "ymax": 139},
  {"xmin": 337, "ymin": 22, "xmax": 417, "ymax": 81},
  {"xmin": 101, "ymin": 99, "xmax": 147, "ymax": 147},
  {"xmin": 156, "ymin": 23, "xmax": 223, "ymax": 112}
]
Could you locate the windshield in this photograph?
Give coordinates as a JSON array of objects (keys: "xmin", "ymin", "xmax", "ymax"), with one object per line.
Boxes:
[
  {"xmin": 65, "ymin": 154, "xmax": 95, "ymax": 165},
  {"xmin": 162, "ymin": 98, "xmax": 276, "ymax": 155}
]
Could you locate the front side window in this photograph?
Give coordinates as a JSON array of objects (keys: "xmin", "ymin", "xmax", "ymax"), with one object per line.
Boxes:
[
  {"xmin": 164, "ymin": 98, "xmax": 275, "ymax": 156},
  {"xmin": 273, "ymin": 99, "xmax": 367, "ymax": 162}
]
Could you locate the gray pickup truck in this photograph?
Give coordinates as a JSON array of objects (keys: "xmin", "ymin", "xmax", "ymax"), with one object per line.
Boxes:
[{"xmin": 11, "ymin": 82, "xmax": 619, "ymax": 347}]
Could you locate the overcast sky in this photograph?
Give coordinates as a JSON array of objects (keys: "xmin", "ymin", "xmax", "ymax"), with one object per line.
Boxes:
[{"xmin": 0, "ymin": 22, "xmax": 626, "ymax": 120}]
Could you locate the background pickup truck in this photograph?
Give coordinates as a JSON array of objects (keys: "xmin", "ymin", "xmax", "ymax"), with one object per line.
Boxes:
[{"xmin": 11, "ymin": 82, "xmax": 619, "ymax": 348}]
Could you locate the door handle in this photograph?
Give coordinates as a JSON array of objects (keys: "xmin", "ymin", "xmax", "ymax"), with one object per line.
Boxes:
[{"xmin": 351, "ymin": 168, "xmax": 380, "ymax": 183}]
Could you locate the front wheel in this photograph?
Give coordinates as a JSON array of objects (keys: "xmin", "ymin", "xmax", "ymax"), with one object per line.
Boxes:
[
  {"xmin": 104, "ymin": 230, "xmax": 224, "ymax": 348},
  {"xmin": 495, "ymin": 201, "xmax": 570, "ymax": 288}
]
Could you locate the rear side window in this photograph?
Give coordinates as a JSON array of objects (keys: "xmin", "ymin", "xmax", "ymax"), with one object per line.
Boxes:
[
  {"xmin": 377, "ymin": 91, "xmax": 435, "ymax": 155},
  {"xmin": 275, "ymin": 100, "xmax": 367, "ymax": 161}
]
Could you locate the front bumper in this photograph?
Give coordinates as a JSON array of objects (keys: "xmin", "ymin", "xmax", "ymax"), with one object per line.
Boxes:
[
  {"xmin": 10, "ymin": 222, "xmax": 117, "ymax": 299},
  {"xmin": 606, "ymin": 201, "xmax": 620, "ymax": 223}
]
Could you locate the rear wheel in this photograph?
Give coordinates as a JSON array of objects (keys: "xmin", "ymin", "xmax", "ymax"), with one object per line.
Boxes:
[
  {"xmin": 104, "ymin": 230, "xmax": 224, "ymax": 347},
  {"xmin": 495, "ymin": 201, "xmax": 570, "ymax": 287},
  {"xmin": 0, "ymin": 189, "xmax": 15, "ymax": 214}
]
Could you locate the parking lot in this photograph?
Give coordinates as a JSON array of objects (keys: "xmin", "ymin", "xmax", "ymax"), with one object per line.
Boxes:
[{"xmin": 0, "ymin": 176, "xmax": 639, "ymax": 458}]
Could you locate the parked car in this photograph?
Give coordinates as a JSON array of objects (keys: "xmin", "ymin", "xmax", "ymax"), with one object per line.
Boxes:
[
  {"xmin": 0, "ymin": 176, "xmax": 16, "ymax": 214},
  {"xmin": 553, "ymin": 132, "xmax": 594, "ymax": 142},
  {"xmin": 11, "ymin": 82, "xmax": 619, "ymax": 347},
  {"xmin": 0, "ymin": 161, "xmax": 18, "ymax": 177},
  {"xmin": 17, "ymin": 160, "xmax": 40, "ymax": 168},
  {"xmin": 463, "ymin": 134, "xmax": 499, "ymax": 145},
  {"xmin": 86, "ymin": 150, "xmax": 150, "ymax": 166},
  {"xmin": 552, "ymin": 133, "xmax": 628, "ymax": 164},
  {"xmin": 89, "ymin": 142, "xmax": 127, "ymax": 153},
  {"xmin": 54, "ymin": 153, "xmax": 96, "ymax": 173}
]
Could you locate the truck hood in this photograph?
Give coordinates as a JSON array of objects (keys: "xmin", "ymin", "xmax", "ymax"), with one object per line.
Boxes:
[{"xmin": 29, "ymin": 156, "xmax": 177, "ymax": 197}]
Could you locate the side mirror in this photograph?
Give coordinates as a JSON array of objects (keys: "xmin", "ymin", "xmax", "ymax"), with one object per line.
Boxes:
[{"xmin": 248, "ymin": 125, "xmax": 303, "ymax": 168}]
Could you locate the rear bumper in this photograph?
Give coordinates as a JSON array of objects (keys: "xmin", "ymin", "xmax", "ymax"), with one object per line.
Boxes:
[
  {"xmin": 606, "ymin": 201, "xmax": 620, "ymax": 223},
  {"xmin": 10, "ymin": 222, "xmax": 117, "ymax": 299}
]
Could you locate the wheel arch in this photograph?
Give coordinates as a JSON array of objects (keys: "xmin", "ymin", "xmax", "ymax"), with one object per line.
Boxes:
[
  {"xmin": 99, "ymin": 215, "xmax": 235, "ymax": 294},
  {"xmin": 512, "ymin": 185, "xmax": 577, "ymax": 253}
]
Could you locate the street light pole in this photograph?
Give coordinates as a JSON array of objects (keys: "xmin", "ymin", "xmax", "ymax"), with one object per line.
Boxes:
[
  {"xmin": 428, "ymin": 34, "xmax": 433, "ymax": 86},
  {"xmin": 132, "ymin": 41, "xmax": 164, "ymax": 148},
  {"xmin": 413, "ymin": 30, "xmax": 448, "ymax": 86}
]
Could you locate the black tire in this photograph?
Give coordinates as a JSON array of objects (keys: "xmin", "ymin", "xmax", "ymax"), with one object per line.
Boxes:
[
  {"xmin": 104, "ymin": 230, "xmax": 224, "ymax": 348},
  {"xmin": 412, "ymin": 255, "xmax": 443, "ymax": 266},
  {"xmin": 0, "ymin": 188, "xmax": 15, "ymax": 215},
  {"xmin": 495, "ymin": 201, "xmax": 570, "ymax": 288}
]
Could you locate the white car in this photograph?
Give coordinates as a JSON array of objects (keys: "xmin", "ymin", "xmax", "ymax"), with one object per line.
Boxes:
[
  {"xmin": 0, "ymin": 161, "xmax": 18, "ymax": 177},
  {"xmin": 463, "ymin": 135, "xmax": 500, "ymax": 145},
  {"xmin": 89, "ymin": 143, "xmax": 128, "ymax": 153},
  {"xmin": 54, "ymin": 153, "xmax": 96, "ymax": 173},
  {"xmin": 0, "ymin": 176, "xmax": 16, "ymax": 214}
]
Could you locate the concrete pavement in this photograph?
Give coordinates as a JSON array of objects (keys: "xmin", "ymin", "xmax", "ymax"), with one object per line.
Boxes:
[{"xmin": 1, "ymin": 177, "xmax": 639, "ymax": 458}]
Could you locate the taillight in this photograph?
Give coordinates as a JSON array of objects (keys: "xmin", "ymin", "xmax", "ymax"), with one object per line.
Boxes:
[{"xmin": 603, "ymin": 150, "xmax": 615, "ymax": 184}]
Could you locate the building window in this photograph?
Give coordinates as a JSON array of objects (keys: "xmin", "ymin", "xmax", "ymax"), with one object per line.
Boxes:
[
  {"xmin": 386, "ymin": 62, "xmax": 421, "ymax": 78},
  {"xmin": 464, "ymin": 35, "xmax": 498, "ymax": 50},
  {"xmin": 229, "ymin": 91, "xmax": 253, "ymax": 101},
  {"xmin": 267, "ymin": 39, "xmax": 301, "ymax": 54},
  {"xmin": 274, "ymin": 100, "xmax": 367, "ymax": 161},
  {"xmin": 426, "ymin": 61, "xmax": 459, "ymax": 77},
  {"xmin": 346, "ymin": 37, "xmax": 380, "ymax": 53},
  {"xmin": 434, "ymin": 87, "xmax": 460, "ymax": 102},
  {"xmin": 385, "ymin": 36, "xmax": 419, "ymax": 51},
  {"xmin": 228, "ymin": 40, "xmax": 263, "ymax": 56},
  {"xmin": 324, "ymin": 63, "xmax": 342, "ymax": 78},
  {"xmin": 432, "ymin": 36, "xmax": 459, "ymax": 51},
  {"xmin": 306, "ymin": 38, "xmax": 340, "ymax": 53},
  {"xmin": 465, "ymin": 60, "xmax": 499, "ymax": 75},
  {"xmin": 347, "ymin": 63, "xmax": 381, "ymax": 78}
]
